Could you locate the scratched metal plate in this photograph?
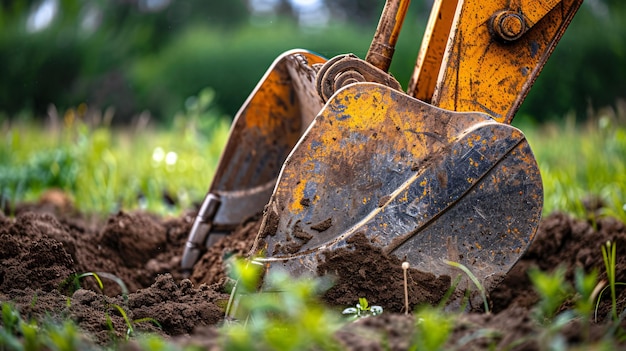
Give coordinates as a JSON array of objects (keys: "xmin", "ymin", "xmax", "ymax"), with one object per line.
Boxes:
[
  {"xmin": 206, "ymin": 50, "xmax": 326, "ymax": 230},
  {"xmin": 253, "ymin": 82, "xmax": 543, "ymax": 294}
]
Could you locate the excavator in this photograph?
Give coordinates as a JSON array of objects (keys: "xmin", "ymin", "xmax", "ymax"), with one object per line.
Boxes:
[{"xmin": 182, "ymin": 0, "xmax": 583, "ymax": 306}]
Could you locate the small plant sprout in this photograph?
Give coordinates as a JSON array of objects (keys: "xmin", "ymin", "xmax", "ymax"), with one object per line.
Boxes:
[
  {"xmin": 573, "ymin": 268, "xmax": 599, "ymax": 340},
  {"xmin": 224, "ymin": 257, "xmax": 265, "ymax": 319},
  {"xmin": 413, "ymin": 305, "xmax": 454, "ymax": 351},
  {"xmin": 529, "ymin": 267, "xmax": 571, "ymax": 323},
  {"xmin": 601, "ymin": 240, "xmax": 618, "ymax": 321},
  {"xmin": 342, "ymin": 298, "xmax": 383, "ymax": 320},
  {"xmin": 402, "ymin": 261, "xmax": 410, "ymax": 315},
  {"xmin": 64, "ymin": 272, "xmax": 159, "ymax": 339},
  {"xmin": 2, "ymin": 302, "xmax": 20, "ymax": 335},
  {"xmin": 221, "ymin": 263, "xmax": 343, "ymax": 351},
  {"xmin": 574, "ymin": 268, "xmax": 600, "ymax": 317},
  {"xmin": 444, "ymin": 260, "xmax": 489, "ymax": 313}
]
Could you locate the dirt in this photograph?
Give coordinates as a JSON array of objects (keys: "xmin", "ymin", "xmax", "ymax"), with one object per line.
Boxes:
[
  {"xmin": 2, "ymin": 198, "xmax": 626, "ymax": 349},
  {"xmin": 318, "ymin": 232, "xmax": 451, "ymax": 312}
]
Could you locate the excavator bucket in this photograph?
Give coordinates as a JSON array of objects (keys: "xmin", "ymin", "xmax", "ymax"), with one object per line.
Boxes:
[
  {"xmin": 181, "ymin": 50, "xmax": 326, "ymax": 272},
  {"xmin": 184, "ymin": 0, "xmax": 583, "ymax": 307},
  {"xmin": 252, "ymin": 82, "xmax": 542, "ymax": 298}
]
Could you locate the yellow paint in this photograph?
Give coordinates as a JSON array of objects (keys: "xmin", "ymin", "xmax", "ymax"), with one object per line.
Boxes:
[
  {"xmin": 467, "ymin": 134, "xmax": 482, "ymax": 147},
  {"xmin": 290, "ymin": 180, "xmax": 307, "ymax": 213},
  {"xmin": 243, "ymin": 52, "xmax": 326, "ymax": 137},
  {"xmin": 341, "ymin": 90, "xmax": 388, "ymax": 131},
  {"xmin": 416, "ymin": 0, "xmax": 583, "ymax": 124},
  {"xmin": 399, "ymin": 191, "xmax": 409, "ymax": 204},
  {"xmin": 409, "ymin": 0, "xmax": 460, "ymax": 102}
]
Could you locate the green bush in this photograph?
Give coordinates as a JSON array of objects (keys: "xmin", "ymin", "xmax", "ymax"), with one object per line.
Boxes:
[
  {"xmin": 1, "ymin": 2, "xmax": 624, "ymax": 124},
  {"xmin": 128, "ymin": 20, "xmax": 379, "ymax": 120}
]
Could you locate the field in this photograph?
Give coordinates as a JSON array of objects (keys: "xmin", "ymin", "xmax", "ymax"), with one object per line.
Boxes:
[{"xmin": 2, "ymin": 100, "xmax": 626, "ymax": 350}]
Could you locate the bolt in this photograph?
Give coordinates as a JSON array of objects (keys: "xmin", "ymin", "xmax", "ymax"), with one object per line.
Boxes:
[{"xmin": 491, "ymin": 11, "xmax": 526, "ymax": 42}]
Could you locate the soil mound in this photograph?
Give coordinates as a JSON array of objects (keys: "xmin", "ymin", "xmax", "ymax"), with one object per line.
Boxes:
[{"xmin": 2, "ymin": 202, "xmax": 626, "ymax": 349}]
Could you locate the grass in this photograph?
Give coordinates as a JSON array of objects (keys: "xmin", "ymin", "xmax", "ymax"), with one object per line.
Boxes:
[
  {"xmin": 1, "ymin": 100, "xmax": 626, "ymax": 350},
  {"xmin": 0, "ymin": 88, "xmax": 230, "ymax": 216},
  {"xmin": 0, "ymin": 257, "xmax": 623, "ymax": 350},
  {"xmin": 602, "ymin": 241, "xmax": 619, "ymax": 321},
  {"xmin": 1, "ymin": 302, "xmax": 92, "ymax": 351},
  {"xmin": 2, "ymin": 100, "xmax": 625, "ymax": 221},
  {"xmin": 517, "ymin": 100, "xmax": 626, "ymax": 222}
]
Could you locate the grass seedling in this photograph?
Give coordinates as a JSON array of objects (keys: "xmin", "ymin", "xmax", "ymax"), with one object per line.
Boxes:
[
  {"xmin": 110, "ymin": 303, "xmax": 134, "ymax": 339},
  {"xmin": 601, "ymin": 240, "xmax": 618, "ymax": 321},
  {"xmin": 444, "ymin": 260, "xmax": 489, "ymax": 313},
  {"xmin": 74, "ymin": 272, "xmax": 104, "ymax": 291},
  {"xmin": 0, "ymin": 304, "xmax": 28, "ymax": 351},
  {"xmin": 342, "ymin": 298, "xmax": 383, "ymax": 320},
  {"xmin": 45, "ymin": 320, "xmax": 83, "ymax": 351},
  {"xmin": 1, "ymin": 302, "xmax": 20, "ymax": 335},
  {"xmin": 528, "ymin": 266, "xmax": 571, "ymax": 323},
  {"xmin": 0, "ymin": 302, "xmax": 91, "ymax": 351},
  {"xmin": 573, "ymin": 268, "xmax": 599, "ymax": 340},
  {"xmin": 221, "ymin": 258, "xmax": 343, "ymax": 351},
  {"xmin": 64, "ymin": 271, "xmax": 158, "ymax": 341},
  {"xmin": 411, "ymin": 305, "xmax": 454, "ymax": 351}
]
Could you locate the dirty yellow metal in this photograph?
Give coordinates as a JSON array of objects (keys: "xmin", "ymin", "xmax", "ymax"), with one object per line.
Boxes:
[
  {"xmin": 185, "ymin": 0, "xmax": 583, "ymax": 298},
  {"xmin": 408, "ymin": 0, "xmax": 459, "ymax": 103},
  {"xmin": 366, "ymin": 0, "xmax": 411, "ymax": 72},
  {"xmin": 254, "ymin": 83, "xmax": 543, "ymax": 294},
  {"xmin": 418, "ymin": 0, "xmax": 583, "ymax": 123},
  {"xmin": 213, "ymin": 50, "xmax": 325, "ymax": 192},
  {"xmin": 181, "ymin": 50, "xmax": 327, "ymax": 271}
]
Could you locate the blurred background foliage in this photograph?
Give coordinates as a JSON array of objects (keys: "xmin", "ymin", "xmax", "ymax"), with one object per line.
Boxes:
[{"xmin": 0, "ymin": 0, "xmax": 624, "ymax": 125}]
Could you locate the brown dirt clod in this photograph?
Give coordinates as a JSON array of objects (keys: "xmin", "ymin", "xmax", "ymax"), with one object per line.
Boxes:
[{"xmin": 3, "ymin": 200, "xmax": 626, "ymax": 349}]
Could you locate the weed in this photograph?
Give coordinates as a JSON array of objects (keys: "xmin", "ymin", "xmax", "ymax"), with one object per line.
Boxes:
[
  {"xmin": 444, "ymin": 260, "xmax": 489, "ymax": 313},
  {"xmin": 411, "ymin": 305, "xmax": 454, "ymax": 351},
  {"xmin": 341, "ymin": 297, "xmax": 383, "ymax": 320},
  {"xmin": 601, "ymin": 240, "xmax": 619, "ymax": 321},
  {"xmin": 529, "ymin": 267, "xmax": 571, "ymax": 323},
  {"xmin": 222, "ymin": 259, "xmax": 342, "ymax": 351}
]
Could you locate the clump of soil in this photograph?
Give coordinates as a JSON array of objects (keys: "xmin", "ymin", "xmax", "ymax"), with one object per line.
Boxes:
[
  {"xmin": 189, "ymin": 215, "xmax": 262, "ymax": 286},
  {"xmin": 2, "ymin": 199, "xmax": 626, "ymax": 349},
  {"xmin": 0, "ymin": 206, "xmax": 230, "ymax": 344},
  {"xmin": 318, "ymin": 232, "xmax": 451, "ymax": 312}
]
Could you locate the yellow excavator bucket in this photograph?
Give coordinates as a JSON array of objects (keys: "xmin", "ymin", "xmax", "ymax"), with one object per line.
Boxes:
[{"xmin": 183, "ymin": 0, "xmax": 583, "ymax": 307}]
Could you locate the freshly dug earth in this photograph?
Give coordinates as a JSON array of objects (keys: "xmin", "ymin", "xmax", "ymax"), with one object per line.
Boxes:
[{"xmin": 2, "ymin": 198, "xmax": 626, "ymax": 349}]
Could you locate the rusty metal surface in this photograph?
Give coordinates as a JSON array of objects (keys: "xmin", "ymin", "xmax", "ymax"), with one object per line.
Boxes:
[
  {"xmin": 421, "ymin": 0, "xmax": 583, "ymax": 123},
  {"xmin": 253, "ymin": 83, "xmax": 543, "ymax": 291},
  {"xmin": 181, "ymin": 50, "xmax": 326, "ymax": 271},
  {"xmin": 316, "ymin": 54, "xmax": 402, "ymax": 102},
  {"xmin": 209, "ymin": 50, "xmax": 326, "ymax": 228},
  {"xmin": 207, "ymin": 0, "xmax": 585, "ymax": 301},
  {"xmin": 365, "ymin": 0, "xmax": 411, "ymax": 72},
  {"xmin": 408, "ymin": 0, "xmax": 459, "ymax": 103}
]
